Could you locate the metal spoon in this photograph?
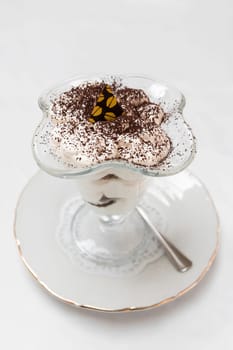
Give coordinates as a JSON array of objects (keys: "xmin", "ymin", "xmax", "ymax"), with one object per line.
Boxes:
[{"xmin": 136, "ymin": 206, "xmax": 192, "ymax": 272}]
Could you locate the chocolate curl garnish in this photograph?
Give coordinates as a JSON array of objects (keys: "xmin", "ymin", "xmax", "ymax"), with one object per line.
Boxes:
[{"xmin": 88, "ymin": 85, "xmax": 123, "ymax": 123}]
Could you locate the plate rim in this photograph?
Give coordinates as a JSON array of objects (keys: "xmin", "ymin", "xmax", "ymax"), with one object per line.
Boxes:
[{"xmin": 13, "ymin": 170, "xmax": 220, "ymax": 313}]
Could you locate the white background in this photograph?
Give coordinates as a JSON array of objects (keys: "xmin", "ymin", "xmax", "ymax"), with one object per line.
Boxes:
[{"xmin": 0, "ymin": 0, "xmax": 233, "ymax": 349}]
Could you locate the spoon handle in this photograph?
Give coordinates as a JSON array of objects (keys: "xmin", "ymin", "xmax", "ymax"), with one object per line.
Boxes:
[{"xmin": 136, "ymin": 206, "xmax": 192, "ymax": 272}]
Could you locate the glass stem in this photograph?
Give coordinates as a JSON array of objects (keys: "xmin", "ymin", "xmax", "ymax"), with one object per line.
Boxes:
[{"xmin": 99, "ymin": 214, "xmax": 126, "ymax": 226}]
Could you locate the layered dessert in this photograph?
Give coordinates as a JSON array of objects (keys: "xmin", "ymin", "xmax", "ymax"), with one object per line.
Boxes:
[
  {"xmin": 32, "ymin": 76, "xmax": 195, "ymax": 275},
  {"xmin": 46, "ymin": 79, "xmax": 171, "ymax": 215},
  {"xmin": 76, "ymin": 166, "xmax": 147, "ymax": 215}
]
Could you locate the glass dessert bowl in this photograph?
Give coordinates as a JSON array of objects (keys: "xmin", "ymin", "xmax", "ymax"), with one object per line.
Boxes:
[{"xmin": 32, "ymin": 75, "xmax": 196, "ymax": 275}]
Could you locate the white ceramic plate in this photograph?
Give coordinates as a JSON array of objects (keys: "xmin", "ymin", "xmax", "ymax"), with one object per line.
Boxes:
[{"xmin": 14, "ymin": 170, "xmax": 219, "ymax": 312}]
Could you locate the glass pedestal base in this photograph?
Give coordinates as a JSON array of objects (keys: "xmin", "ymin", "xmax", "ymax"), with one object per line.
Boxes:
[{"xmin": 57, "ymin": 193, "xmax": 166, "ymax": 276}]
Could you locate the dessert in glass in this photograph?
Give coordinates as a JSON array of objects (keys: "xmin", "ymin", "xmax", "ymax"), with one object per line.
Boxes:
[{"xmin": 32, "ymin": 75, "xmax": 196, "ymax": 275}]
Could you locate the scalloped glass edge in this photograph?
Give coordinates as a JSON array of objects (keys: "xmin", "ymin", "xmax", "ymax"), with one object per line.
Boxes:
[{"xmin": 32, "ymin": 75, "xmax": 196, "ymax": 178}]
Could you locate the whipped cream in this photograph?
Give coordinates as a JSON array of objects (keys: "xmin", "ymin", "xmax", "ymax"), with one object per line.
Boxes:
[{"xmin": 49, "ymin": 81, "xmax": 171, "ymax": 169}]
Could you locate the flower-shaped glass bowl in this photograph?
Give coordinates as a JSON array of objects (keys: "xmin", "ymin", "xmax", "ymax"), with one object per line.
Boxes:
[{"xmin": 32, "ymin": 75, "xmax": 196, "ymax": 179}]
